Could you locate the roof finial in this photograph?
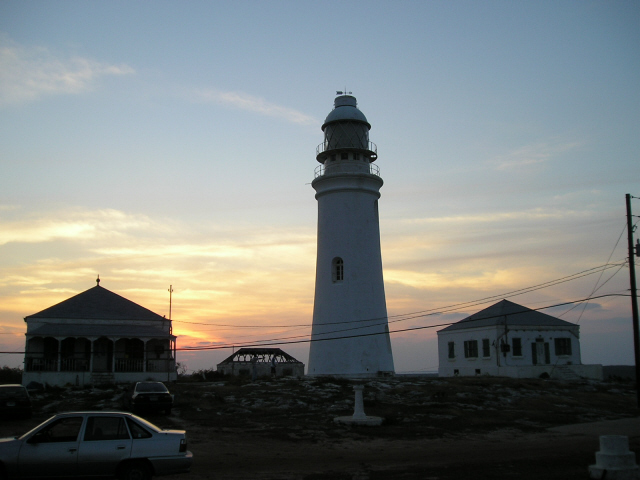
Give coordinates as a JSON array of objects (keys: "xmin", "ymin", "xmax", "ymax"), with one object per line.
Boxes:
[{"xmin": 96, "ymin": 275, "xmax": 100, "ymax": 286}]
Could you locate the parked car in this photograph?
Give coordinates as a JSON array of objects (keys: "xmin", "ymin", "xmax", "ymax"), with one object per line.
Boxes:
[
  {"xmin": 122, "ymin": 382, "xmax": 173, "ymax": 415},
  {"xmin": 0, "ymin": 385, "xmax": 32, "ymax": 419},
  {"xmin": 0, "ymin": 411, "xmax": 192, "ymax": 479}
]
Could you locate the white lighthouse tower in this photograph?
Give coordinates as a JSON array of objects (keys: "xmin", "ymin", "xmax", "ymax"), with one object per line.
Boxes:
[{"xmin": 308, "ymin": 94, "xmax": 395, "ymax": 377}]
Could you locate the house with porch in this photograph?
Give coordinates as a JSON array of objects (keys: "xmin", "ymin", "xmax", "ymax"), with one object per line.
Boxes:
[
  {"xmin": 437, "ymin": 299, "xmax": 602, "ymax": 380},
  {"xmin": 22, "ymin": 279, "xmax": 177, "ymax": 387}
]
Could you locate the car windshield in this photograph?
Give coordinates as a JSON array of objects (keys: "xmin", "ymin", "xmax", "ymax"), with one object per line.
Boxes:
[
  {"xmin": 135, "ymin": 383, "xmax": 168, "ymax": 393},
  {"xmin": 0, "ymin": 386, "xmax": 27, "ymax": 396}
]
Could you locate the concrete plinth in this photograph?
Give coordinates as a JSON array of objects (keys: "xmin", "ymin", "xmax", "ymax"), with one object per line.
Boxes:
[
  {"xmin": 334, "ymin": 385, "xmax": 383, "ymax": 426},
  {"xmin": 589, "ymin": 435, "xmax": 639, "ymax": 480}
]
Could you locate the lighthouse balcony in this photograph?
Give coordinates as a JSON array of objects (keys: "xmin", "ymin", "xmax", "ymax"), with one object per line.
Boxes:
[
  {"xmin": 314, "ymin": 161, "xmax": 380, "ymax": 179},
  {"xmin": 316, "ymin": 141, "xmax": 378, "ymax": 162}
]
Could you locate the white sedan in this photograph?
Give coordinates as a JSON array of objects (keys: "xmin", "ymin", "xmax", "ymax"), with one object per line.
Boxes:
[{"xmin": 0, "ymin": 411, "xmax": 193, "ymax": 480}]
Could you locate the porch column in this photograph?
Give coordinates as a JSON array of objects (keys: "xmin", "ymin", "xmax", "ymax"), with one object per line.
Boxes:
[
  {"xmin": 57, "ymin": 338, "xmax": 61, "ymax": 372},
  {"xmin": 89, "ymin": 339, "xmax": 94, "ymax": 372},
  {"xmin": 111, "ymin": 338, "xmax": 116, "ymax": 373},
  {"xmin": 143, "ymin": 339, "xmax": 147, "ymax": 372}
]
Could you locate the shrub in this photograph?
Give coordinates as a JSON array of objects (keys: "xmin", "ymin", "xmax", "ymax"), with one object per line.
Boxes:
[
  {"xmin": 0, "ymin": 366, "xmax": 23, "ymax": 384},
  {"xmin": 191, "ymin": 368, "xmax": 225, "ymax": 382}
]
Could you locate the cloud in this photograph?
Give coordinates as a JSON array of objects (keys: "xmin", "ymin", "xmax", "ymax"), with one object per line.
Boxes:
[
  {"xmin": 0, "ymin": 208, "xmax": 158, "ymax": 246},
  {"xmin": 488, "ymin": 138, "xmax": 583, "ymax": 171},
  {"xmin": 192, "ymin": 88, "xmax": 318, "ymax": 126},
  {"xmin": 0, "ymin": 34, "xmax": 134, "ymax": 105},
  {"xmin": 400, "ymin": 207, "xmax": 588, "ymax": 226},
  {"xmin": 0, "ymin": 206, "xmax": 316, "ymax": 330},
  {"xmin": 385, "ymin": 267, "xmax": 527, "ymax": 292}
]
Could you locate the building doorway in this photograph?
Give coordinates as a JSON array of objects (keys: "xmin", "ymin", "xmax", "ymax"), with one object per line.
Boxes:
[{"xmin": 531, "ymin": 339, "xmax": 550, "ymax": 365}]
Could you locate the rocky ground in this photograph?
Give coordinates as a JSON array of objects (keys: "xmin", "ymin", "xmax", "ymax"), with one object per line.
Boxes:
[{"xmin": 1, "ymin": 375, "xmax": 639, "ymax": 479}]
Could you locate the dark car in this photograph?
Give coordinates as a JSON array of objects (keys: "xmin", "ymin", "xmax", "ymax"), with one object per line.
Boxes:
[
  {"xmin": 0, "ymin": 411, "xmax": 192, "ymax": 479},
  {"xmin": 123, "ymin": 382, "xmax": 173, "ymax": 415},
  {"xmin": 0, "ymin": 385, "xmax": 32, "ymax": 419}
]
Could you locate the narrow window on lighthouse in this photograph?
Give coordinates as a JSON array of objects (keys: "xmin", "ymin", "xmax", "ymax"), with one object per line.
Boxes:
[{"xmin": 332, "ymin": 257, "xmax": 344, "ymax": 283}]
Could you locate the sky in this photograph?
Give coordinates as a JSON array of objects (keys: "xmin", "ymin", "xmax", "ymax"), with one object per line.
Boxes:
[{"xmin": 0, "ymin": 0, "xmax": 639, "ymax": 374}]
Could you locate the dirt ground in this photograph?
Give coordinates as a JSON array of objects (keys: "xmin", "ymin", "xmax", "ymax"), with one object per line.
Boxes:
[{"xmin": 2, "ymin": 375, "xmax": 639, "ymax": 480}]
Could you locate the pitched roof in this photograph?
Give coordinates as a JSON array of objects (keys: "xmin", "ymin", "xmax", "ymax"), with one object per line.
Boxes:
[
  {"xmin": 219, "ymin": 348, "xmax": 303, "ymax": 364},
  {"xmin": 438, "ymin": 299, "xmax": 577, "ymax": 332},
  {"xmin": 25, "ymin": 285, "xmax": 167, "ymax": 322}
]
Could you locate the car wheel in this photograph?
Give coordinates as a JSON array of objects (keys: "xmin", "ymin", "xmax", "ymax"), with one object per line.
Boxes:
[{"xmin": 118, "ymin": 461, "xmax": 152, "ymax": 480}]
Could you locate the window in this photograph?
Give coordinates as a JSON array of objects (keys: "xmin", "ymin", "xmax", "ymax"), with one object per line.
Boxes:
[
  {"xmin": 464, "ymin": 340, "xmax": 478, "ymax": 358},
  {"xmin": 135, "ymin": 382, "xmax": 168, "ymax": 393},
  {"xmin": 31, "ymin": 417, "xmax": 83, "ymax": 443},
  {"xmin": 482, "ymin": 339, "xmax": 491, "ymax": 357},
  {"xmin": 555, "ymin": 338, "xmax": 572, "ymax": 356},
  {"xmin": 448, "ymin": 341, "xmax": 455, "ymax": 359},
  {"xmin": 353, "ymin": 153, "xmax": 360, "ymax": 160},
  {"xmin": 332, "ymin": 257, "xmax": 344, "ymax": 282},
  {"xmin": 85, "ymin": 416, "xmax": 129, "ymax": 441},
  {"xmin": 475, "ymin": 369, "xmax": 481, "ymax": 375},
  {"xmin": 126, "ymin": 418, "xmax": 152, "ymax": 439},
  {"xmin": 512, "ymin": 338, "xmax": 522, "ymax": 356},
  {"xmin": 453, "ymin": 369, "xmax": 459, "ymax": 376},
  {"xmin": 341, "ymin": 152, "xmax": 348, "ymax": 160}
]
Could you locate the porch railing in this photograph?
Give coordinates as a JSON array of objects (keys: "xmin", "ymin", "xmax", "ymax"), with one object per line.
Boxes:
[
  {"xmin": 25, "ymin": 357, "xmax": 58, "ymax": 372},
  {"xmin": 61, "ymin": 358, "xmax": 89, "ymax": 371},
  {"xmin": 26, "ymin": 356, "xmax": 176, "ymax": 373},
  {"xmin": 115, "ymin": 358, "xmax": 144, "ymax": 372}
]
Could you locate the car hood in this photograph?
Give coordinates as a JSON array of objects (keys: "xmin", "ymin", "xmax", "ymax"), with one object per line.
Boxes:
[
  {"xmin": 0, "ymin": 437, "xmax": 21, "ymax": 459},
  {"xmin": 0, "ymin": 437, "xmax": 19, "ymax": 444}
]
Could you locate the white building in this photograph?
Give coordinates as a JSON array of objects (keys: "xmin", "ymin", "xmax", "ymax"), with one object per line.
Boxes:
[
  {"xmin": 307, "ymin": 94, "xmax": 395, "ymax": 378},
  {"xmin": 22, "ymin": 279, "xmax": 178, "ymax": 387},
  {"xmin": 437, "ymin": 299, "xmax": 602, "ymax": 380}
]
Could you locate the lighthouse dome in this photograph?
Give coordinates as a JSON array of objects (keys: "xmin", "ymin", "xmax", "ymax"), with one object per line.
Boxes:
[{"xmin": 322, "ymin": 95, "xmax": 371, "ymax": 131}]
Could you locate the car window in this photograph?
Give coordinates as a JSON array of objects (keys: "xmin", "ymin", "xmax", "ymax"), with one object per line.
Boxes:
[
  {"xmin": 0, "ymin": 386, "xmax": 26, "ymax": 394},
  {"xmin": 0, "ymin": 386, "xmax": 29, "ymax": 398},
  {"xmin": 135, "ymin": 383, "xmax": 168, "ymax": 393},
  {"xmin": 126, "ymin": 418, "xmax": 153, "ymax": 439},
  {"xmin": 32, "ymin": 417, "xmax": 83, "ymax": 443},
  {"xmin": 84, "ymin": 416, "xmax": 130, "ymax": 441}
]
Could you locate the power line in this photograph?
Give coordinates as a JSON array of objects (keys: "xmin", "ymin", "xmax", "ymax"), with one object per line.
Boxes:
[
  {"xmin": 170, "ymin": 260, "xmax": 627, "ymax": 328},
  {"xmin": 0, "ymin": 293, "xmax": 631, "ymax": 356},
  {"xmin": 176, "ymin": 293, "xmax": 630, "ymax": 352},
  {"xmin": 19, "ymin": 261, "xmax": 629, "ymax": 340},
  {"xmin": 3, "ymin": 261, "xmax": 629, "ymax": 356}
]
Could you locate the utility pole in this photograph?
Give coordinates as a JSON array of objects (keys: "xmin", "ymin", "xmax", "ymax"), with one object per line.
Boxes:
[
  {"xmin": 167, "ymin": 285, "xmax": 174, "ymax": 382},
  {"xmin": 625, "ymin": 194, "xmax": 640, "ymax": 408}
]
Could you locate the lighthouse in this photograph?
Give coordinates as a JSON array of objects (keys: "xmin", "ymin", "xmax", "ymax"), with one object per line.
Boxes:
[{"xmin": 307, "ymin": 94, "xmax": 395, "ymax": 377}]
